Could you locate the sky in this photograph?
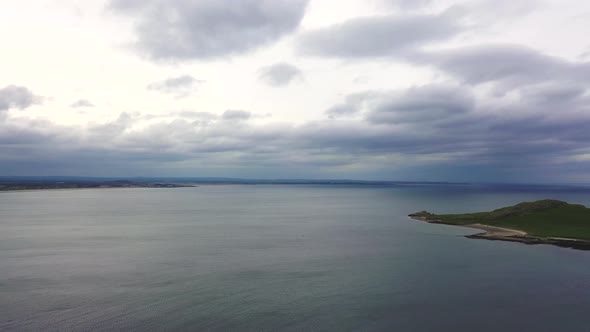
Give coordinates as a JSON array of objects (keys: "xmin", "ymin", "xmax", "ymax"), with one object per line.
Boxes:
[{"xmin": 1, "ymin": 0, "xmax": 590, "ymax": 182}]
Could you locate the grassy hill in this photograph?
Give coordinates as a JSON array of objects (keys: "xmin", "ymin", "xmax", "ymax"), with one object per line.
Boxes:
[{"xmin": 412, "ymin": 200, "xmax": 590, "ymax": 241}]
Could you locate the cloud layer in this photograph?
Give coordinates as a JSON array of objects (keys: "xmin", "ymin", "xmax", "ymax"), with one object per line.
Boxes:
[
  {"xmin": 426, "ymin": 44, "xmax": 590, "ymax": 89},
  {"xmin": 2, "ymin": 0, "xmax": 590, "ymax": 182},
  {"xmin": 1, "ymin": 74, "xmax": 589, "ymax": 181},
  {"xmin": 298, "ymin": 11, "xmax": 462, "ymax": 58},
  {"xmin": 0, "ymin": 85, "xmax": 40, "ymax": 111},
  {"xmin": 110, "ymin": 0, "xmax": 309, "ymax": 61}
]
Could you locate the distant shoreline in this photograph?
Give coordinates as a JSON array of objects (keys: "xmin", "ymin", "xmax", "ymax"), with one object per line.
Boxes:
[
  {"xmin": 0, "ymin": 181, "xmax": 196, "ymax": 192},
  {"xmin": 0, "ymin": 186, "xmax": 192, "ymax": 193},
  {"xmin": 409, "ymin": 215, "xmax": 590, "ymax": 251}
]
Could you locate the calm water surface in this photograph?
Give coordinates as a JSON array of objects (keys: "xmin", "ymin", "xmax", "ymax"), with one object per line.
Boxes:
[{"xmin": 1, "ymin": 185, "xmax": 590, "ymax": 331}]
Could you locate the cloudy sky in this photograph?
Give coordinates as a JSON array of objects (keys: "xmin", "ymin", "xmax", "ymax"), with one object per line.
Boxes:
[{"xmin": 1, "ymin": 0, "xmax": 589, "ymax": 182}]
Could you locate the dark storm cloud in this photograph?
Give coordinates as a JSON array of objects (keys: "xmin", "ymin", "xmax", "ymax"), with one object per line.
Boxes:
[
  {"xmin": 147, "ymin": 75, "xmax": 203, "ymax": 98},
  {"xmin": 70, "ymin": 99, "xmax": 94, "ymax": 108},
  {"xmin": 109, "ymin": 0, "xmax": 309, "ymax": 61},
  {"xmin": 0, "ymin": 85, "xmax": 41, "ymax": 111},
  {"xmin": 258, "ymin": 63, "xmax": 302, "ymax": 87},
  {"xmin": 297, "ymin": 11, "xmax": 462, "ymax": 58}
]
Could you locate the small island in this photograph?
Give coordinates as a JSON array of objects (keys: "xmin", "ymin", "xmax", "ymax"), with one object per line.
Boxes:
[{"xmin": 410, "ymin": 200, "xmax": 590, "ymax": 251}]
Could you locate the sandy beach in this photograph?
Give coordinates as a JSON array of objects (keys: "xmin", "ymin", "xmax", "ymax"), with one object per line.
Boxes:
[{"xmin": 464, "ymin": 223, "xmax": 528, "ymax": 237}]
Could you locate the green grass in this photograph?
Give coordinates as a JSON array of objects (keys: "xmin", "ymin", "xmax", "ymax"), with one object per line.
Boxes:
[{"xmin": 432, "ymin": 200, "xmax": 590, "ymax": 241}]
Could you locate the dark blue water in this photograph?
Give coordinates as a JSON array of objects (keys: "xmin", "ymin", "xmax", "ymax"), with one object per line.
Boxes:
[{"xmin": 1, "ymin": 185, "xmax": 590, "ymax": 331}]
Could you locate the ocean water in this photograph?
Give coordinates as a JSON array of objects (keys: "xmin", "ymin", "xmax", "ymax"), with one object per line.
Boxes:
[{"xmin": 1, "ymin": 184, "xmax": 590, "ymax": 331}]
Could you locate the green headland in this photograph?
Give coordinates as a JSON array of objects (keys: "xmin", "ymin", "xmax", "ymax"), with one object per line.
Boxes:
[{"xmin": 409, "ymin": 200, "xmax": 590, "ymax": 250}]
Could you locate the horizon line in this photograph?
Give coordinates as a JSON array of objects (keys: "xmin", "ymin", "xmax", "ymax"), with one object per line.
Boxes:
[{"xmin": 1, "ymin": 175, "xmax": 589, "ymax": 187}]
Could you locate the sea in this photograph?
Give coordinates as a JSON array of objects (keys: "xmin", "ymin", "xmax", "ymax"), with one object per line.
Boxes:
[{"xmin": 1, "ymin": 184, "xmax": 590, "ymax": 331}]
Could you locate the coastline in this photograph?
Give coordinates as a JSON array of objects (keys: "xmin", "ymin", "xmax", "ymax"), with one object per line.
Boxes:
[
  {"xmin": 409, "ymin": 216, "xmax": 590, "ymax": 251},
  {"xmin": 0, "ymin": 184, "xmax": 196, "ymax": 193}
]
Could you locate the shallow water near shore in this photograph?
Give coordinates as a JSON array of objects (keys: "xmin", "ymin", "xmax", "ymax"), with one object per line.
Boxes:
[{"xmin": 2, "ymin": 184, "xmax": 590, "ymax": 331}]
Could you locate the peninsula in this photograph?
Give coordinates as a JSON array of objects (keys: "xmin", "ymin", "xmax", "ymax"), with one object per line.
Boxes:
[{"xmin": 409, "ymin": 200, "xmax": 590, "ymax": 250}]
